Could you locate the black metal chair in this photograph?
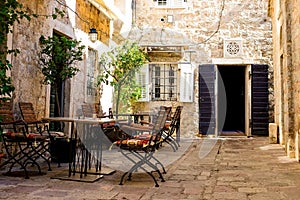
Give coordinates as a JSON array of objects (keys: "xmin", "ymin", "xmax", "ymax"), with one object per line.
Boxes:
[
  {"xmin": 161, "ymin": 106, "xmax": 183, "ymax": 151},
  {"xmin": 0, "ymin": 101, "xmax": 51, "ymax": 178},
  {"xmin": 113, "ymin": 109, "xmax": 167, "ymax": 187}
]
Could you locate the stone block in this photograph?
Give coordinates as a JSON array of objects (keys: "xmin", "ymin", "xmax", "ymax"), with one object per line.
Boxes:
[{"xmin": 268, "ymin": 123, "xmax": 278, "ymax": 144}]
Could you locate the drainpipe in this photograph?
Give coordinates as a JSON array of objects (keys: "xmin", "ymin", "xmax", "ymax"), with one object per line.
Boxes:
[{"xmin": 132, "ymin": 0, "xmax": 136, "ymax": 25}]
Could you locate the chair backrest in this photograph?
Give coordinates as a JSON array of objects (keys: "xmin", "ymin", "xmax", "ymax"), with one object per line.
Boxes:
[
  {"xmin": 81, "ymin": 104, "xmax": 93, "ymax": 118},
  {"xmin": 152, "ymin": 110, "xmax": 168, "ymax": 133},
  {"xmin": 18, "ymin": 102, "xmax": 38, "ymax": 123},
  {"xmin": 0, "ymin": 101, "xmax": 15, "ymax": 124},
  {"xmin": 160, "ymin": 106, "xmax": 172, "ymax": 121},
  {"xmin": 167, "ymin": 106, "xmax": 183, "ymax": 134},
  {"xmin": 82, "ymin": 103, "xmax": 109, "ymax": 118}
]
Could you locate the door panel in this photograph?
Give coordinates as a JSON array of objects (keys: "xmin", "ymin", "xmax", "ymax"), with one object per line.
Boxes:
[
  {"xmin": 251, "ymin": 64, "xmax": 269, "ymax": 135},
  {"xmin": 199, "ymin": 64, "xmax": 215, "ymax": 135}
]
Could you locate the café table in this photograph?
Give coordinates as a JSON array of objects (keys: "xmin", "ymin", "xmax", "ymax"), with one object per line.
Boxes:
[{"xmin": 43, "ymin": 117, "xmax": 116, "ymax": 182}]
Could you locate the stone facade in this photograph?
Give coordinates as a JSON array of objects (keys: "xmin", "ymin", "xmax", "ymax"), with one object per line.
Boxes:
[
  {"xmin": 6, "ymin": 0, "xmax": 273, "ymax": 139},
  {"xmin": 7, "ymin": 0, "xmax": 131, "ymax": 121},
  {"xmin": 76, "ymin": 0, "xmax": 110, "ymax": 44},
  {"xmin": 9, "ymin": 0, "xmax": 74, "ymax": 119},
  {"xmin": 268, "ymin": 0, "xmax": 300, "ymax": 159},
  {"xmin": 130, "ymin": 0, "xmax": 273, "ymax": 137}
]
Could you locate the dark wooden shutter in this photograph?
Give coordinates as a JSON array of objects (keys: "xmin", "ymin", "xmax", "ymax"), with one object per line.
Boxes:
[
  {"xmin": 199, "ymin": 64, "xmax": 215, "ymax": 135},
  {"xmin": 251, "ymin": 64, "xmax": 269, "ymax": 135}
]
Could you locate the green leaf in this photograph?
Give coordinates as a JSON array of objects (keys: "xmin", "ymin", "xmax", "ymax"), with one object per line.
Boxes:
[
  {"xmin": 97, "ymin": 40, "xmax": 148, "ymax": 114},
  {"xmin": 52, "ymin": 14, "xmax": 57, "ymax": 19}
]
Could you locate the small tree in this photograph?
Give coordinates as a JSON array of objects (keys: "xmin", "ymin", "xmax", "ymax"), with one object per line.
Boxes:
[
  {"xmin": 39, "ymin": 35, "xmax": 85, "ymax": 117},
  {"xmin": 97, "ymin": 41, "xmax": 148, "ymax": 115}
]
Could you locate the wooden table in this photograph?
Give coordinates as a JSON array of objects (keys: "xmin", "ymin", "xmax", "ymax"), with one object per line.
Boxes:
[{"xmin": 43, "ymin": 117, "xmax": 116, "ymax": 182}]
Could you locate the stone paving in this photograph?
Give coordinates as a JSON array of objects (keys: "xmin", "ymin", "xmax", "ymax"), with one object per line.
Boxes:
[{"xmin": 1, "ymin": 136, "xmax": 300, "ymax": 199}]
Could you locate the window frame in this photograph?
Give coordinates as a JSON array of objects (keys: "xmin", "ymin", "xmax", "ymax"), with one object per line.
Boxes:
[
  {"xmin": 150, "ymin": 63, "xmax": 178, "ymax": 101},
  {"xmin": 136, "ymin": 62, "xmax": 194, "ymax": 102},
  {"xmin": 85, "ymin": 48, "xmax": 98, "ymax": 102}
]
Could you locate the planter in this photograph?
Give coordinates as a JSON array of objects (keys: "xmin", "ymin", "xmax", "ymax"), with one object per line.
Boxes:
[{"xmin": 50, "ymin": 137, "xmax": 76, "ymax": 163}]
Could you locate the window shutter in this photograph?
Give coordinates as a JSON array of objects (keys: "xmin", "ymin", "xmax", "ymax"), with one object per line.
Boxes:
[
  {"xmin": 179, "ymin": 63, "xmax": 194, "ymax": 102},
  {"xmin": 172, "ymin": 0, "xmax": 183, "ymax": 7},
  {"xmin": 137, "ymin": 64, "xmax": 150, "ymax": 102}
]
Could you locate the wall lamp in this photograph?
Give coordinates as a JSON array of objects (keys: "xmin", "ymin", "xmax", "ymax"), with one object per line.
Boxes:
[{"xmin": 89, "ymin": 28, "xmax": 98, "ymax": 42}]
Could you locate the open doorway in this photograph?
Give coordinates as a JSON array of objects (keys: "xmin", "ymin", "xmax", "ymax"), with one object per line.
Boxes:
[{"xmin": 218, "ymin": 66, "xmax": 245, "ymax": 135}]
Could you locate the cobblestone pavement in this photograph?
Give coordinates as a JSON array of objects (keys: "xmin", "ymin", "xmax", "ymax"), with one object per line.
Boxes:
[{"xmin": 1, "ymin": 136, "xmax": 300, "ymax": 200}]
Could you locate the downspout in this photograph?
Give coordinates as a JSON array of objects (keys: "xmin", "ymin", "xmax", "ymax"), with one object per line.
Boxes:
[{"xmin": 132, "ymin": 0, "xmax": 136, "ymax": 25}]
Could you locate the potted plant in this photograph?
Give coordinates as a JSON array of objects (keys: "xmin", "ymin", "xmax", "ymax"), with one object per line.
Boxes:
[{"xmin": 39, "ymin": 35, "xmax": 85, "ymax": 117}]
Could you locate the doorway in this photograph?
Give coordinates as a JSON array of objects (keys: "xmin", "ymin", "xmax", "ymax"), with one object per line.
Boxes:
[{"xmin": 218, "ymin": 66, "xmax": 245, "ymax": 135}]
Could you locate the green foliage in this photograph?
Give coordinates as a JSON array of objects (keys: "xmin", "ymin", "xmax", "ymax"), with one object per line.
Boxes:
[
  {"xmin": 39, "ymin": 35, "xmax": 85, "ymax": 85},
  {"xmin": 0, "ymin": 1, "xmax": 32, "ymax": 38},
  {"xmin": 51, "ymin": 8, "xmax": 65, "ymax": 19},
  {"xmin": 39, "ymin": 35, "xmax": 85, "ymax": 117},
  {"xmin": 98, "ymin": 41, "xmax": 148, "ymax": 85},
  {"xmin": 97, "ymin": 41, "xmax": 148, "ymax": 114},
  {"xmin": 117, "ymin": 80, "xmax": 143, "ymax": 113},
  {"xmin": 0, "ymin": 0, "xmax": 34, "ymax": 102},
  {"xmin": 0, "ymin": 61, "xmax": 15, "ymax": 101}
]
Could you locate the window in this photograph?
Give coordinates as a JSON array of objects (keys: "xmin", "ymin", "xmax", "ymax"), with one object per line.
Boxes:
[
  {"xmin": 158, "ymin": 0, "xmax": 167, "ymax": 6},
  {"xmin": 155, "ymin": 0, "xmax": 187, "ymax": 8},
  {"xmin": 86, "ymin": 49, "xmax": 97, "ymax": 101},
  {"xmin": 151, "ymin": 64, "xmax": 178, "ymax": 101},
  {"xmin": 136, "ymin": 63, "xmax": 194, "ymax": 102}
]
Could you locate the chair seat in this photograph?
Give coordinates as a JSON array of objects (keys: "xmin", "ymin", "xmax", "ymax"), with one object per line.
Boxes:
[
  {"xmin": 114, "ymin": 138, "xmax": 150, "ymax": 149},
  {"xmin": 3, "ymin": 132, "xmax": 47, "ymax": 141},
  {"xmin": 134, "ymin": 134, "xmax": 160, "ymax": 141}
]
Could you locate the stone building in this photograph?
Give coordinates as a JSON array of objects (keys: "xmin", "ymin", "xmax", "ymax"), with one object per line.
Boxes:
[
  {"xmin": 5, "ymin": 0, "xmax": 273, "ymax": 139},
  {"xmin": 268, "ymin": 0, "xmax": 300, "ymax": 160},
  {"xmin": 129, "ymin": 0, "xmax": 273, "ymax": 137},
  {"xmin": 6, "ymin": 0, "xmax": 131, "ymax": 121}
]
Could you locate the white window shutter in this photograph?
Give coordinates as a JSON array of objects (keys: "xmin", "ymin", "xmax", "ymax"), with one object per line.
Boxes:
[
  {"xmin": 137, "ymin": 64, "xmax": 150, "ymax": 102},
  {"xmin": 179, "ymin": 63, "xmax": 194, "ymax": 102},
  {"xmin": 172, "ymin": 0, "xmax": 183, "ymax": 7}
]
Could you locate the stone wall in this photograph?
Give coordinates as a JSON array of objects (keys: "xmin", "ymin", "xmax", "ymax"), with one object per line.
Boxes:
[
  {"xmin": 9, "ymin": 0, "xmax": 116, "ymax": 120},
  {"xmin": 10, "ymin": 0, "xmax": 74, "ymax": 119},
  {"xmin": 134, "ymin": 0, "xmax": 272, "ymax": 63},
  {"xmin": 76, "ymin": 0, "xmax": 110, "ymax": 44},
  {"xmin": 268, "ymin": 0, "xmax": 300, "ymax": 159},
  {"xmin": 132, "ymin": 0, "xmax": 273, "ymax": 137},
  {"xmin": 7, "ymin": 0, "xmax": 273, "ymax": 138}
]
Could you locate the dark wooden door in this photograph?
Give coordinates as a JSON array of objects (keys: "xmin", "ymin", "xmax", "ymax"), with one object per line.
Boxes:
[
  {"xmin": 251, "ymin": 64, "xmax": 269, "ymax": 135},
  {"xmin": 199, "ymin": 64, "xmax": 215, "ymax": 135}
]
